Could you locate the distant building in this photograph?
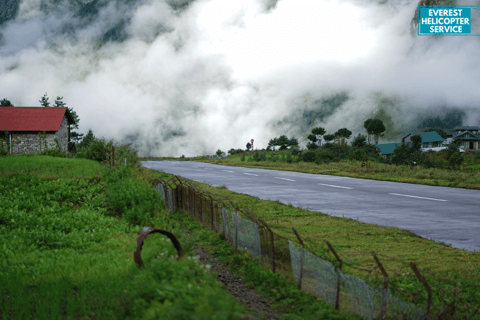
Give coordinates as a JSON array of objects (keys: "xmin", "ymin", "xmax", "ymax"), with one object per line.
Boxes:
[
  {"xmin": 0, "ymin": 106, "xmax": 75, "ymax": 154},
  {"xmin": 451, "ymin": 126, "xmax": 480, "ymax": 152},
  {"xmin": 401, "ymin": 131, "xmax": 445, "ymax": 148},
  {"xmin": 376, "ymin": 130, "xmax": 470, "ymax": 156},
  {"xmin": 375, "ymin": 143, "xmax": 404, "ymax": 156}
]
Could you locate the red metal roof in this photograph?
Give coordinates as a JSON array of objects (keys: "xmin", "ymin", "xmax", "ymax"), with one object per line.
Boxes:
[{"xmin": 0, "ymin": 107, "xmax": 74, "ymax": 132}]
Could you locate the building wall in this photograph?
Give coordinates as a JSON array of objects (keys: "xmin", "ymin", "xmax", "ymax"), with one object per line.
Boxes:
[
  {"xmin": 55, "ymin": 116, "xmax": 69, "ymax": 152},
  {"xmin": 11, "ymin": 132, "xmax": 57, "ymax": 154},
  {"xmin": 10, "ymin": 115, "xmax": 69, "ymax": 154}
]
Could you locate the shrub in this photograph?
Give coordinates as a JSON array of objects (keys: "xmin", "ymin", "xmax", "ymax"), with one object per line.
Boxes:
[
  {"xmin": 0, "ymin": 143, "xmax": 7, "ymax": 156},
  {"xmin": 348, "ymin": 149, "xmax": 368, "ymax": 162},
  {"xmin": 252, "ymin": 152, "xmax": 267, "ymax": 162},
  {"xmin": 104, "ymin": 168, "xmax": 162, "ymax": 226},
  {"xmin": 300, "ymin": 150, "xmax": 316, "ymax": 163}
]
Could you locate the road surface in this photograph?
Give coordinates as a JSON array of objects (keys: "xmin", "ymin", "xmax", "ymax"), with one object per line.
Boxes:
[{"xmin": 141, "ymin": 161, "xmax": 480, "ymax": 252}]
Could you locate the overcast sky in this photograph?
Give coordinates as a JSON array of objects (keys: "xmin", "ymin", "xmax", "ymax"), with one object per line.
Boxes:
[{"xmin": 1, "ymin": 0, "xmax": 479, "ymax": 156}]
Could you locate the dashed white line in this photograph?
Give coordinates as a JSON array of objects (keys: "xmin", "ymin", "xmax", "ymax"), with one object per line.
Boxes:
[
  {"xmin": 389, "ymin": 193, "xmax": 447, "ymax": 202},
  {"xmin": 222, "ymin": 170, "xmax": 234, "ymax": 172},
  {"xmin": 318, "ymin": 183, "xmax": 353, "ymax": 190},
  {"xmin": 275, "ymin": 177, "xmax": 296, "ymax": 182},
  {"xmin": 243, "ymin": 173, "xmax": 259, "ymax": 176}
]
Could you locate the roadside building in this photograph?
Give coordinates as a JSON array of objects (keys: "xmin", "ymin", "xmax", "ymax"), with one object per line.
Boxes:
[
  {"xmin": 0, "ymin": 106, "xmax": 75, "ymax": 154},
  {"xmin": 451, "ymin": 126, "xmax": 480, "ymax": 152},
  {"xmin": 401, "ymin": 131, "xmax": 446, "ymax": 148}
]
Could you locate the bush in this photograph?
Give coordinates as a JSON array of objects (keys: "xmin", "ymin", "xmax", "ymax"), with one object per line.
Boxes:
[
  {"xmin": 252, "ymin": 152, "xmax": 267, "ymax": 162},
  {"xmin": 348, "ymin": 149, "xmax": 368, "ymax": 162},
  {"xmin": 41, "ymin": 148, "xmax": 68, "ymax": 158},
  {"xmin": 77, "ymin": 138, "xmax": 139, "ymax": 167},
  {"xmin": 77, "ymin": 139, "xmax": 112, "ymax": 162},
  {"xmin": 0, "ymin": 143, "xmax": 7, "ymax": 156},
  {"xmin": 300, "ymin": 150, "xmax": 316, "ymax": 163},
  {"xmin": 104, "ymin": 168, "xmax": 162, "ymax": 226}
]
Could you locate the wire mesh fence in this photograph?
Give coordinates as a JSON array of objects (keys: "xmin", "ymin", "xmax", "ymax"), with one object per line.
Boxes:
[{"xmin": 152, "ymin": 176, "xmax": 439, "ymax": 320}]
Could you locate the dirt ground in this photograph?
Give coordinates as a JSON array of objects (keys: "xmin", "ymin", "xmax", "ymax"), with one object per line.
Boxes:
[{"xmin": 194, "ymin": 247, "xmax": 285, "ymax": 320}]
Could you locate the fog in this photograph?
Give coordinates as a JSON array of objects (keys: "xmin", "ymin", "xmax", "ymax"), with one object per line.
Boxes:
[{"xmin": 1, "ymin": 0, "xmax": 479, "ymax": 156}]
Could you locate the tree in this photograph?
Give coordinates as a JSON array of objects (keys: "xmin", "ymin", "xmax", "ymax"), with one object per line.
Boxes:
[
  {"xmin": 78, "ymin": 129, "xmax": 95, "ymax": 149},
  {"xmin": 306, "ymin": 134, "xmax": 318, "ymax": 150},
  {"xmin": 352, "ymin": 134, "xmax": 367, "ymax": 148},
  {"xmin": 39, "ymin": 93, "xmax": 50, "ymax": 107},
  {"xmin": 54, "ymin": 96, "xmax": 67, "ymax": 107},
  {"xmin": 0, "ymin": 98, "xmax": 13, "ymax": 106},
  {"xmin": 276, "ymin": 135, "xmax": 289, "ymax": 150},
  {"xmin": 42, "ymin": 94, "xmax": 83, "ymax": 150},
  {"xmin": 311, "ymin": 127, "xmax": 326, "ymax": 145},
  {"xmin": 448, "ymin": 152, "xmax": 463, "ymax": 168},
  {"xmin": 364, "ymin": 118, "xmax": 386, "ymax": 144},
  {"xmin": 323, "ymin": 134, "xmax": 335, "ymax": 143},
  {"xmin": 410, "ymin": 135, "xmax": 422, "ymax": 151},
  {"xmin": 334, "ymin": 128, "xmax": 352, "ymax": 145},
  {"xmin": 268, "ymin": 137, "xmax": 278, "ymax": 150},
  {"xmin": 215, "ymin": 149, "xmax": 225, "ymax": 157},
  {"xmin": 246, "ymin": 142, "xmax": 252, "ymax": 151},
  {"xmin": 287, "ymin": 137, "xmax": 299, "ymax": 147}
]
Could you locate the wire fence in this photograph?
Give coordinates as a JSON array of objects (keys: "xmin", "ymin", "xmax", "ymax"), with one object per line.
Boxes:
[{"xmin": 152, "ymin": 176, "xmax": 462, "ymax": 320}]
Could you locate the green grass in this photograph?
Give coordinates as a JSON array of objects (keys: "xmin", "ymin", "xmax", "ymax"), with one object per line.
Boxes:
[
  {"xmin": 0, "ymin": 155, "xmax": 362, "ymax": 320},
  {"xmin": 0, "ymin": 154, "xmax": 103, "ymax": 178},
  {"xmin": 0, "ymin": 156, "xmax": 246, "ymax": 319},
  {"xmin": 141, "ymin": 167, "xmax": 480, "ymax": 319}
]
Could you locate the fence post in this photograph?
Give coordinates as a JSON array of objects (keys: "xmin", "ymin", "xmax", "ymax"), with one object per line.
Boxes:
[
  {"xmin": 258, "ymin": 218, "xmax": 275, "ymax": 273},
  {"xmin": 326, "ymin": 241, "xmax": 343, "ymax": 310},
  {"xmin": 371, "ymin": 252, "xmax": 390, "ymax": 319},
  {"xmin": 409, "ymin": 262, "xmax": 432, "ymax": 319},
  {"xmin": 292, "ymin": 228, "xmax": 305, "ymax": 290},
  {"xmin": 208, "ymin": 195, "xmax": 215, "ymax": 231}
]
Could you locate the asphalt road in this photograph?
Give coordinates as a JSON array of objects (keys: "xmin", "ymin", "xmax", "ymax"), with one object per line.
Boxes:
[{"xmin": 141, "ymin": 161, "xmax": 480, "ymax": 252}]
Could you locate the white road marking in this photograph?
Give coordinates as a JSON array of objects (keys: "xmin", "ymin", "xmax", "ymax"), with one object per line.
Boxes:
[
  {"xmin": 244, "ymin": 173, "xmax": 259, "ymax": 176},
  {"xmin": 318, "ymin": 183, "xmax": 353, "ymax": 190},
  {"xmin": 389, "ymin": 193, "xmax": 448, "ymax": 202},
  {"xmin": 275, "ymin": 177, "xmax": 296, "ymax": 182},
  {"xmin": 222, "ymin": 170, "xmax": 234, "ymax": 172}
]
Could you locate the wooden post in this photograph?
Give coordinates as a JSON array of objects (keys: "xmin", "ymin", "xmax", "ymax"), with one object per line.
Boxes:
[
  {"xmin": 292, "ymin": 228, "xmax": 305, "ymax": 290},
  {"xmin": 208, "ymin": 195, "xmax": 215, "ymax": 231},
  {"xmin": 326, "ymin": 241, "xmax": 343, "ymax": 310},
  {"xmin": 409, "ymin": 262, "xmax": 432, "ymax": 318},
  {"xmin": 371, "ymin": 252, "xmax": 390, "ymax": 319}
]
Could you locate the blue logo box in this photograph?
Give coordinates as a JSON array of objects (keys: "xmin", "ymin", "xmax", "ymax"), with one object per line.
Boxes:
[{"xmin": 418, "ymin": 6, "xmax": 480, "ymax": 36}]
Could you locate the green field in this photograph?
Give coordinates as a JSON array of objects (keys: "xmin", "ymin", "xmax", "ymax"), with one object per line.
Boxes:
[
  {"xmin": 0, "ymin": 155, "xmax": 359, "ymax": 320},
  {"xmin": 141, "ymin": 167, "xmax": 480, "ymax": 319}
]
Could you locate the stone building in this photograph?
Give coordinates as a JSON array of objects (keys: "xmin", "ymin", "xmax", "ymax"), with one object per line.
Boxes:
[{"xmin": 0, "ymin": 106, "xmax": 75, "ymax": 154}]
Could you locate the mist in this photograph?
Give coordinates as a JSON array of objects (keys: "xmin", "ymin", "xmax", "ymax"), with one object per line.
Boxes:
[{"xmin": 1, "ymin": 0, "xmax": 479, "ymax": 156}]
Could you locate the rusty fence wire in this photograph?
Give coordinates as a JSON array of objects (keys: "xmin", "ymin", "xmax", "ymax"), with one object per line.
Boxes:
[{"xmin": 152, "ymin": 176, "xmax": 435, "ymax": 320}]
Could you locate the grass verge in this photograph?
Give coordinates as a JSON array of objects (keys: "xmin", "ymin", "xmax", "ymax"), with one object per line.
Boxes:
[{"xmin": 140, "ymin": 167, "xmax": 480, "ymax": 319}]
